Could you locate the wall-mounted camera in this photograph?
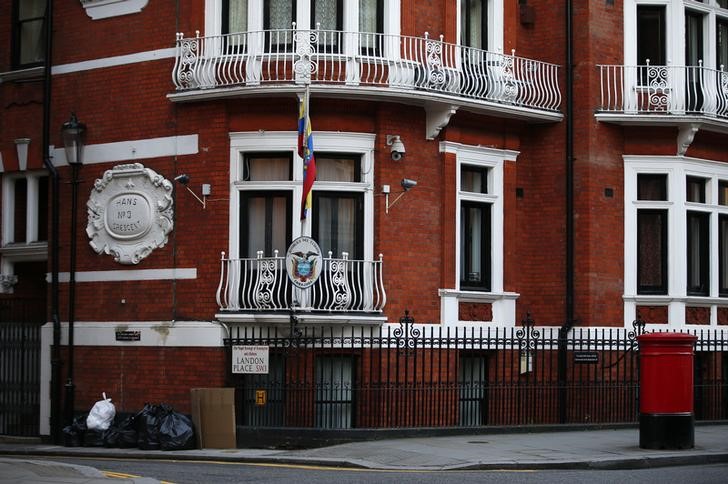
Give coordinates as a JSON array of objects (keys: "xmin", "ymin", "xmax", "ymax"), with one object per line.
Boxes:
[
  {"xmin": 386, "ymin": 135, "xmax": 406, "ymax": 161},
  {"xmin": 401, "ymin": 178, "xmax": 417, "ymax": 191}
]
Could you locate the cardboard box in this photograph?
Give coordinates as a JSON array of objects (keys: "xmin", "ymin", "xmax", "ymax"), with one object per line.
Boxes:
[{"xmin": 190, "ymin": 388, "xmax": 236, "ymax": 449}]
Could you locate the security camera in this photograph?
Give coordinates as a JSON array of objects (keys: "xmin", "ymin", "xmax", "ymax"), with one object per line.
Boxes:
[
  {"xmin": 174, "ymin": 174, "xmax": 190, "ymax": 185},
  {"xmin": 386, "ymin": 135, "xmax": 406, "ymax": 161},
  {"xmin": 401, "ymin": 178, "xmax": 417, "ymax": 191}
]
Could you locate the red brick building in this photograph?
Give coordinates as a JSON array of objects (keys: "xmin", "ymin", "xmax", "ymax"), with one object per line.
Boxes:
[{"xmin": 1, "ymin": 1, "xmax": 726, "ymax": 439}]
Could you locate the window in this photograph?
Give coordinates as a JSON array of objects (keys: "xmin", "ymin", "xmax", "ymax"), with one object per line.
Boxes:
[
  {"xmin": 626, "ymin": 158, "xmax": 728, "ymax": 327},
  {"xmin": 720, "ymin": 215, "xmax": 728, "ymax": 296},
  {"xmin": 315, "ymin": 356, "xmax": 355, "ymax": 429},
  {"xmin": 687, "ymin": 176, "xmax": 707, "ymax": 203},
  {"xmin": 637, "ymin": 5, "xmax": 665, "ymax": 66},
  {"xmin": 312, "ymin": 154, "xmax": 363, "ymax": 259},
  {"xmin": 461, "ymin": 0, "xmax": 488, "ymax": 50},
  {"xmin": 638, "ymin": 173, "xmax": 667, "ymax": 200},
  {"xmin": 12, "ymin": 0, "xmax": 46, "ymax": 68},
  {"xmin": 240, "ymin": 191, "xmax": 291, "ymax": 258},
  {"xmin": 687, "ymin": 211, "xmax": 710, "ymax": 296},
  {"xmin": 719, "ymin": 180, "xmax": 728, "ymax": 206},
  {"xmin": 719, "ymin": 19, "xmax": 728, "ymax": 69},
  {"xmin": 230, "ymin": 131, "xmax": 375, "ymax": 265},
  {"xmin": 686, "ymin": 11, "xmax": 704, "ymax": 67},
  {"xmin": 358, "ymin": 0, "xmax": 383, "ymax": 55},
  {"xmin": 264, "ymin": 0, "xmax": 296, "ymax": 49},
  {"xmin": 460, "ymin": 201, "xmax": 491, "ymax": 291},
  {"xmin": 213, "ymin": 0, "xmax": 400, "ymax": 57},
  {"xmin": 1, "ymin": 172, "xmax": 48, "ymax": 294},
  {"xmin": 1, "ymin": 173, "xmax": 49, "ymax": 245},
  {"xmin": 240, "ymin": 153, "xmax": 293, "ymax": 258},
  {"xmin": 637, "ymin": 209, "xmax": 668, "ymax": 294},
  {"xmin": 223, "ymin": 0, "xmax": 248, "ymax": 34},
  {"xmin": 265, "ymin": 0, "xmax": 295, "ymax": 30},
  {"xmin": 460, "ymin": 164, "xmax": 492, "ymax": 292}
]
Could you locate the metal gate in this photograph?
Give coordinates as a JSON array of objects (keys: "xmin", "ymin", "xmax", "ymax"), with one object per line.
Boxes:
[{"xmin": 0, "ymin": 298, "xmax": 45, "ymax": 436}]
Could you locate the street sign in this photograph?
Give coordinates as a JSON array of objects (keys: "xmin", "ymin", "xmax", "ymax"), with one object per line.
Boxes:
[{"xmin": 232, "ymin": 345, "xmax": 269, "ymax": 374}]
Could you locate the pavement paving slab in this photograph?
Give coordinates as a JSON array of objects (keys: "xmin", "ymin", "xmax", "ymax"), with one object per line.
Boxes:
[{"xmin": 0, "ymin": 424, "xmax": 727, "ymax": 481}]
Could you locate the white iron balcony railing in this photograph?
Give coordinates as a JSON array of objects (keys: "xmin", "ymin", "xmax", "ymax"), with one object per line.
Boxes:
[
  {"xmin": 172, "ymin": 28, "xmax": 561, "ymax": 113},
  {"xmin": 216, "ymin": 250, "xmax": 386, "ymax": 313},
  {"xmin": 598, "ymin": 63, "xmax": 728, "ymax": 119}
]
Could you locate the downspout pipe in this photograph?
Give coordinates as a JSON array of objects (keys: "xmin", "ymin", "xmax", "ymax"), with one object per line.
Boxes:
[
  {"xmin": 41, "ymin": 0, "xmax": 61, "ymax": 443},
  {"xmin": 558, "ymin": 0, "xmax": 575, "ymax": 424}
]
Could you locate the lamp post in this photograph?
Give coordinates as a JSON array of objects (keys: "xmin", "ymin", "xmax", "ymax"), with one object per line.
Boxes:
[{"xmin": 61, "ymin": 113, "xmax": 85, "ymax": 426}]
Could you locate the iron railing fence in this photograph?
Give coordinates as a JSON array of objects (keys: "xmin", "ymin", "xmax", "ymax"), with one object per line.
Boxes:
[
  {"xmin": 226, "ymin": 323, "xmax": 728, "ymax": 429},
  {"xmin": 172, "ymin": 28, "xmax": 561, "ymax": 112},
  {"xmin": 216, "ymin": 251, "xmax": 386, "ymax": 313},
  {"xmin": 598, "ymin": 63, "xmax": 728, "ymax": 118},
  {"xmin": 0, "ymin": 298, "xmax": 45, "ymax": 436}
]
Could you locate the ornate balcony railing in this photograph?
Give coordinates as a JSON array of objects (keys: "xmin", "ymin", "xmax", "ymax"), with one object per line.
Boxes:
[
  {"xmin": 598, "ymin": 63, "xmax": 728, "ymax": 119},
  {"xmin": 172, "ymin": 28, "xmax": 561, "ymax": 113},
  {"xmin": 216, "ymin": 251, "xmax": 386, "ymax": 313}
]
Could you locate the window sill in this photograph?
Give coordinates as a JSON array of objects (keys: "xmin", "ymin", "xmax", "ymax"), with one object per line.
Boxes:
[
  {"xmin": 624, "ymin": 294, "xmax": 728, "ymax": 305},
  {"xmin": 439, "ymin": 289, "xmax": 519, "ymax": 303},
  {"xmin": 0, "ymin": 66, "xmax": 45, "ymax": 83},
  {"xmin": 0, "ymin": 242, "xmax": 48, "ymax": 261}
]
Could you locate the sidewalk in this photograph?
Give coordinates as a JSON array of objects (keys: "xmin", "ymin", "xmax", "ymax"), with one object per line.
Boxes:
[{"xmin": 1, "ymin": 424, "xmax": 727, "ymax": 482}]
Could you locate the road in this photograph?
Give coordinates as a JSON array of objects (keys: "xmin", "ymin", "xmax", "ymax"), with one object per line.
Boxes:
[{"xmin": 16, "ymin": 456, "xmax": 728, "ymax": 484}]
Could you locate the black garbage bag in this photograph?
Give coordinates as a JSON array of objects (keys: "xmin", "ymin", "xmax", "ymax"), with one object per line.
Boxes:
[
  {"xmin": 83, "ymin": 428, "xmax": 106, "ymax": 447},
  {"xmin": 136, "ymin": 403, "xmax": 163, "ymax": 450},
  {"xmin": 104, "ymin": 414, "xmax": 138, "ymax": 448},
  {"xmin": 62, "ymin": 414, "xmax": 87, "ymax": 447},
  {"xmin": 158, "ymin": 404, "xmax": 196, "ymax": 451}
]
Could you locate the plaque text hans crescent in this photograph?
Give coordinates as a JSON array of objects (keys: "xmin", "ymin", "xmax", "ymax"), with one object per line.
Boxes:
[{"xmin": 106, "ymin": 193, "xmax": 152, "ymax": 238}]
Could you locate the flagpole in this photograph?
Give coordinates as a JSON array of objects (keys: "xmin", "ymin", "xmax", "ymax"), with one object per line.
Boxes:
[{"xmin": 302, "ymin": 84, "xmax": 311, "ymax": 235}]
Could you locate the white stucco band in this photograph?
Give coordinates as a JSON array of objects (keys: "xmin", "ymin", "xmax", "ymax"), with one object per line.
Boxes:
[{"xmin": 39, "ymin": 321, "xmax": 227, "ymax": 436}]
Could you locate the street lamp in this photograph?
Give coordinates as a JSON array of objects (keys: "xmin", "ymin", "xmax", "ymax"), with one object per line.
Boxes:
[
  {"xmin": 61, "ymin": 113, "xmax": 86, "ymax": 166},
  {"xmin": 61, "ymin": 113, "xmax": 85, "ymax": 427}
]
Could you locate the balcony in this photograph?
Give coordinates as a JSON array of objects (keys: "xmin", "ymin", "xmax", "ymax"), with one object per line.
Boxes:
[
  {"xmin": 169, "ymin": 28, "xmax": 562, "ymax": 133},
  {"xmin": 597, "ymin": 64, "xmax": 728, "ymax": 151},
  {"xmin": 215, "ymin": 251, "xmax": 387, "ymax": 324}
]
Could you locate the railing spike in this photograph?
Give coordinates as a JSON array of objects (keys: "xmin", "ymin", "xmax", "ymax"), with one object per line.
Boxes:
[
  {"xmin": 220, "ymin": 251, "xmax": 226, "ymax": 260},
  {"xmin": 195, "ymin": 30, "xmax": 200, "ymax": 38}
]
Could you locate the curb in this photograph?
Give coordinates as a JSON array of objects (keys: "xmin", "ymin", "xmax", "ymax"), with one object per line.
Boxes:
[{"xmin": 2, "ymin": 447, "xmax": 728, "ymax": 472}]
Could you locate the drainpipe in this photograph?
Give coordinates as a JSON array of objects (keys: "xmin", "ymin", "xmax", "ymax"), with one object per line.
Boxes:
[
  {"xmin": 41, "ymin": 0, "xmax": 62, "ymax": 443},
  {"xmin": 558, "ymin": 0, "xmax": 575, "ymax": 424}
]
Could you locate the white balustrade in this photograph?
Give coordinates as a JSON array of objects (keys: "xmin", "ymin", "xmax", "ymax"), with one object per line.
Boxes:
[
  {"xmin": 173, "ymin": 29, "xmax": 561, "ymax": 112},
  {"xmin": 598, "ymin": 63, "xmax": 728, "ymax": 118},
  {"xmin": 216, "ymin": 251, "xmax": 386, "ymax": 313}
]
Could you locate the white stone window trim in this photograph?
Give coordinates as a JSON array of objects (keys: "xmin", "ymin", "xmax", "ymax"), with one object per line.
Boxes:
[
  {"xmin": 624, "ymin": 154, "xmax": 728, "ymax": 328},
  {"xmin": 81, "ymin": 0, "xmax": 149, "ymax": 20},
  {"xmin": 439, "ymin": 141, "xmax": 519, "ymax": 327},
  {"xmin": 228, "ymin": 131, "xmax": 375, "ymax": 261},
  {"xmin": 1, "ymin": 171, "xmax": 48, "ymax": 294}
]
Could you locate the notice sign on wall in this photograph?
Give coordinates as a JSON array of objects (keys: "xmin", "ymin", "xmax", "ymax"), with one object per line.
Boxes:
[{"xmin": 232, "ymin": 345, "xmax": 269, "ymax": 374}]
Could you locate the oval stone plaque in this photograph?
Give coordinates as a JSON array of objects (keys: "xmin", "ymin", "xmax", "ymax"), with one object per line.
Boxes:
[
  {"xmin": 87, "ymin": 163, "xmax": 174, "ymax": 265},
  {"xmin": 105, "ymin": 193, "xmax": 152, "ymax": 239}
]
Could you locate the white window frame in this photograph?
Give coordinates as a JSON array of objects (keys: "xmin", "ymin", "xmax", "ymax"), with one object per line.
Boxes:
[
  {"xmin": 0, "ymin": 171, "xmax": 49, "ymax": 293},
  {"xmin": 626, "ymin": 0, "xmax": 728, "ymax": 70},
  {"xmin": 439, "ymin": 141, "xmax": 518, "ymax": 327},
  {"xmin": 624, "ymin": 155, "xmax": 728, "ymax": 328},
  {"xmin": 228, "ymin": 131, "xmax": 375, "ymax": 261}
]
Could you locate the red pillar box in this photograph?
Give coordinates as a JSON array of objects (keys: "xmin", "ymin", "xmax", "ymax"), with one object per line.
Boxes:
[{"xmin": 638, "ymin": 332, "xmax": 697, "ymax": 449}]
